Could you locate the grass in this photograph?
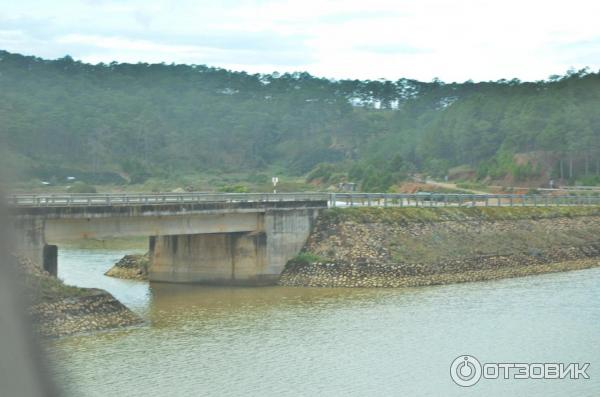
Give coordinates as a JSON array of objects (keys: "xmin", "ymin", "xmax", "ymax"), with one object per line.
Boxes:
[
  {"xmin": 387, "ymin": 225, "xmax": 594, "ymax": 264},
  {"xmin": 18, "ymin": 264, "xmax": 94, "ymax": 304},
  {"xmin": 322, "ymin": 206, "xmax": 600, "ymax": 224},
  {"xmin": 315, "ymin": 206, "xmax": 600, "ymax": 265},
  {"xmin": 27, "ymin": 275, "xmax": 93, "ymax": 303},
  {"xmin": 291, "ymin": 251, "xmax": 328, "ymax": 264},
  {"xmin": 455, "ymin": 181, "xmax": 491, "ymax": 192}
]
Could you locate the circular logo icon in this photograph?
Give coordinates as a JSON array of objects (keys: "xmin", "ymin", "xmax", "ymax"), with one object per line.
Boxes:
[{"xmin": 450, "ymin": 355, "xmax": 482, "ymax": 387}]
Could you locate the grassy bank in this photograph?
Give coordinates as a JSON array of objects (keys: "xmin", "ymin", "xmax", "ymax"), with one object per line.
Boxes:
[
  {"xmin": 322, "ymin": 205, "xmax": 600, "ymax": 224},
  {"xmin": 16, "ymin": 256, "xmax": 94, "ymax": 304}
]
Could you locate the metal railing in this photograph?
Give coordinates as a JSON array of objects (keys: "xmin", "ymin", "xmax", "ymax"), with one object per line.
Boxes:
[
  {"xmin": 329, "ymin": 193, "xmax": 600, "ymax": 207},
  {"xmin": 6, "ymin": 192, "xmax": 330, "ymax": 207},
  {"xmin": 538, "ymin": 186, "xmax": 600, "ymax": 192},
  {"xmin": 6, "ymin": 192, "xmax": 600, "ymax": 208}
]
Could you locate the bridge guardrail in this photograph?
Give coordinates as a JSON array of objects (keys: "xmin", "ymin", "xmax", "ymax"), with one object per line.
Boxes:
[
  {"xmin": 329, "ymin": 193, "xmax": 600, "ymax": 207},
  {"xmin": 5, "ymin": 192, "xmax": 600, "ymax": 208},
  {"xmin": 6, "ymin": 192, "xmax": 331, "ymax": 207}
]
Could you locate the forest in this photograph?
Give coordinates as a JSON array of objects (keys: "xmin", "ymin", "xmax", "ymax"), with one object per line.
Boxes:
[{"xmin": 1, "ymin": 50, "xmax": 599, "ymax": 191}]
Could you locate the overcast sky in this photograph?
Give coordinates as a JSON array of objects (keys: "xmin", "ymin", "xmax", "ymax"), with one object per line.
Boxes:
[{"xmin": 1, "ymin": 0, "xmax": 599, "ymax": 82}]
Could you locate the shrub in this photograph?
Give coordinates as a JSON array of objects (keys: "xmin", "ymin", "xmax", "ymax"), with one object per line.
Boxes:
[
  {"xmin": 218, "ymin": 184, "xmax": 248, "ymax": 193},
  {"xmin": 67, "ymin": 181, "xmax": 97, "ymax": 193},
  {"xmin": 121, "ymin": 159, "xmax": 150, "ymax": 184},
  {"xmin": 306, "ymin": 163, "xmax": 337, "ymax": 183},
  {"xmin": 292, "ymin": 252, "xmax": 327, "ymax": 264},
  {"xmin": 247, "ymin": 173, "xmax": 270, "ymax": 184},
  {"xmin": 577, "ymin": 175, "xmax": 600, "ymax": 186}
]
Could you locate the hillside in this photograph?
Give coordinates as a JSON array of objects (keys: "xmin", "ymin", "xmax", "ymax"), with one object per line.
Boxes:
[{"xmin": 1, "ymin": 50, "xmax": 599, "ymax": 190}]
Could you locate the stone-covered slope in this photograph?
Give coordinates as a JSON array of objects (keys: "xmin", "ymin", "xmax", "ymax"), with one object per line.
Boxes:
[
  {"xmin": 15, "ymin": 256, "xmax": 142, "ymax": 337},
  {"xmin": 279, "ymin": 207, "xmax": 600, "ymax": 287},
  {"xmin": 105, "ymin": 253, "xmax": 150, "ymax": 280}
]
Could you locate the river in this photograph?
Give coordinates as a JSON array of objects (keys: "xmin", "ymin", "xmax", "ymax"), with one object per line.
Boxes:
[{"xmin": 45, "ymin": 248, "xmax": 600, "ymax": 396}]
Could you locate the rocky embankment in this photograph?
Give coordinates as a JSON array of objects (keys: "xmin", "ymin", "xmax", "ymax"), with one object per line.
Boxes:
[
  {"xmin": 105, "ymin": 253, "xmax": 149, "ymax": 280},
  {"xmin": 15, "ymin": 256, "xmax": 142, "ymax": 338},
  {"xmin": 279, "ymin": 206, "xmax": 600, "ymax": 288}
]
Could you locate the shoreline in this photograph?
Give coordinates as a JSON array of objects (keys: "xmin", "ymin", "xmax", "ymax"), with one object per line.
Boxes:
[
  {"xmin": 279, "ymin": 207, "xmax": 600, "ymax": 288},
  {"xmin": 279, "ymin": 257, "xmax": 600, "ymax": 288},
  {"xmin": 15, "ymin": 256, "xmax": 143, "ymax": 338},
  {"xmin": 30, "ymin": 289, "xmax": 144, "ymax": 338}
]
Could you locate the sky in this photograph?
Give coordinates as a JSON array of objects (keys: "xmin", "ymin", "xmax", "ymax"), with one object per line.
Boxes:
[{"xmin": 1, "ymin": 0, "xmax": 599, "ymax": 82}]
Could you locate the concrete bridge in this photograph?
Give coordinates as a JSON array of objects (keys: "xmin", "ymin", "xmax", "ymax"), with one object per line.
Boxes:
[
  {"xmin": 8, "ymin": 192, "xmax": 600, "ymax": 285},
  {"xmin": 9, "ymin": 193, "xmax": 328, "ymax": 285}
]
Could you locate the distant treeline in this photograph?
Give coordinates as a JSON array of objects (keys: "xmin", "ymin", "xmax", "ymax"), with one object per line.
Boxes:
[{"xmin": 1, "ymin": 50, "xmax": 599, "ymax": 189}]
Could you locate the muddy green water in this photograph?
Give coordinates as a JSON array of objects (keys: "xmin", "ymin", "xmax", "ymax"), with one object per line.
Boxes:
[{"xmin": 46, "ymin": 248, "xmax": 600, "ymax": 396}]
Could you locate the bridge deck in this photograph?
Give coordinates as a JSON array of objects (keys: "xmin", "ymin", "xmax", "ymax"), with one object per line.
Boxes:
[
  {"xmin": 7, "ymin": 192, "xmax": 329, "ymax": 207},
  {"xmin": 6, "ymin": 192, "xmax": 600, "ymax": 209}
]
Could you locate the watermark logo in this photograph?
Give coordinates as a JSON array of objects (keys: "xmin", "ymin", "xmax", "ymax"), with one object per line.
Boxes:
[
  {"xmin": 450, "ymin": 355, "xmax": 590, "ymax": 387},
  {"xmin": 450, "ymin": 355, "xmax": 482, "ymax": 387}
]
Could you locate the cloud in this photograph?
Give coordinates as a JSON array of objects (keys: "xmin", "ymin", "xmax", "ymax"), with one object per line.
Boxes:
[
  {"xmin": 353, "ymin": 43, "xmax": 429, "ymax": 55},
  {"xmin": 1, "ymin": 0, "xmax": 600, "ymax": 81},
  {"xmin": 54, "ymin": 33, "xmax": 311, "ymax": 67}
]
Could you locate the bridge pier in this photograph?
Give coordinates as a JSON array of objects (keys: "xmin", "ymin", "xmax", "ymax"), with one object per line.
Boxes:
[
  {"xmin": 13, "ymin": 218, "xmax": 54, "ymax": 273},
  {"xmin": 42, "ymin": 245, "xmax": 58, "ymax": 276},
  {"xmin": 148, "ymin": 209, "xmax": 318, "ymax": 285},
  {"xmin": 149, "ymin": 232, "xmax": 269, "ymax": 285}
]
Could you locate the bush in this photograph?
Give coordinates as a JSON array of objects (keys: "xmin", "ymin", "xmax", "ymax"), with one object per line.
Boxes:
[
  {"xmin": 218, "ymin": 184, "xmax": 248, "ymax": 193},
  {"xmin": 456, "ymin": 182, "xmax": 486, "ymax": 190},
  {"xmin": 67, "ymin": 181, "xmax": 97, "ymax": 193},
  {"xmin": 292, "ymin": 252, "xmax": 326, "ymax": 264},
  {"xmin": 511, "ymin": 163, "xmax": 540, "ymax": 182},
  {"xmin": 306, "ymin": 163, "xmax": 337, "ymax": 183},
  {"xmin": 349, "ymin": 154, "xmax": 410, "ymax": 192},
  {"xmin": 247, "ymin": 173, "xmax": 270, "ymax": 184},
  {"xmin": 577, "ymin": 175, "xmax": 600, "ymax": 186},
  {"xmin": 425, "ymin": 159, "xmax": 449, "ymax": 179},
  {"xmin": 121, "ymin": 159, "xmax": 150, "ymax": 184}
]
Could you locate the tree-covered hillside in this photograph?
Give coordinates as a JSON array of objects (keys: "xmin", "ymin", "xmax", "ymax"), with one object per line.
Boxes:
[{"xmin": 1, "ymin": 50, "xmax": 599, "ymax": 190}]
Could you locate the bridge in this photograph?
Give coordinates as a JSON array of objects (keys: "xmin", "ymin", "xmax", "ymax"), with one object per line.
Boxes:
[
  {"xmin": 8, "ymin": 192, "xmax": 600, "ymax": 285},
  {"xmin": 9, "ymin": 193, "xmax": 327, "ymax": 285}
]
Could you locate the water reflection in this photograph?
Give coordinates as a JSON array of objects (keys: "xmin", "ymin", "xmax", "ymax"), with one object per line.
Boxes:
[{"xmin": 148, "ymin": 283, "xmax": 405, "ymax": 316}]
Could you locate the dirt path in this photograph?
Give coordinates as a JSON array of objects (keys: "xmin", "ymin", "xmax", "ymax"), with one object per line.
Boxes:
[{"xmin": 425, "ymin": 179, "xmax": 489, "ymax": 194}]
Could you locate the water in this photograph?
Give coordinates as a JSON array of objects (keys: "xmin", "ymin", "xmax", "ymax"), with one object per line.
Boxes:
[{"xmin": 46, "ymin": 248, "xmax": 600, "ymax": 396}]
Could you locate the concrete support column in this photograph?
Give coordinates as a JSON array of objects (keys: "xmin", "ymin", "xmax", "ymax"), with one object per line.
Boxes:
[
  {"xmin": 264, "ymin": 209, "xmax": 319, "ymax": 276},
  {"xmin": 42, "ymin": 245, "xmax": 58, "ymax": 277},
  {"xmin": 148, "ymin": 209, "xmax": 319, "ymax": 285},
  {"xmin": 13, "ymin": 218, "xmax": 47, "ymax": 270},
  {"xmin": 149, "ymin": 232, "xmax": 268, "ymax": 285}
]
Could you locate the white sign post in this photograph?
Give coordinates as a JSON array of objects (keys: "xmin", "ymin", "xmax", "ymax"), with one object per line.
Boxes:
[{"xmin": 272, "ymin": 177, "xmax": 279, "ymax": 194}]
